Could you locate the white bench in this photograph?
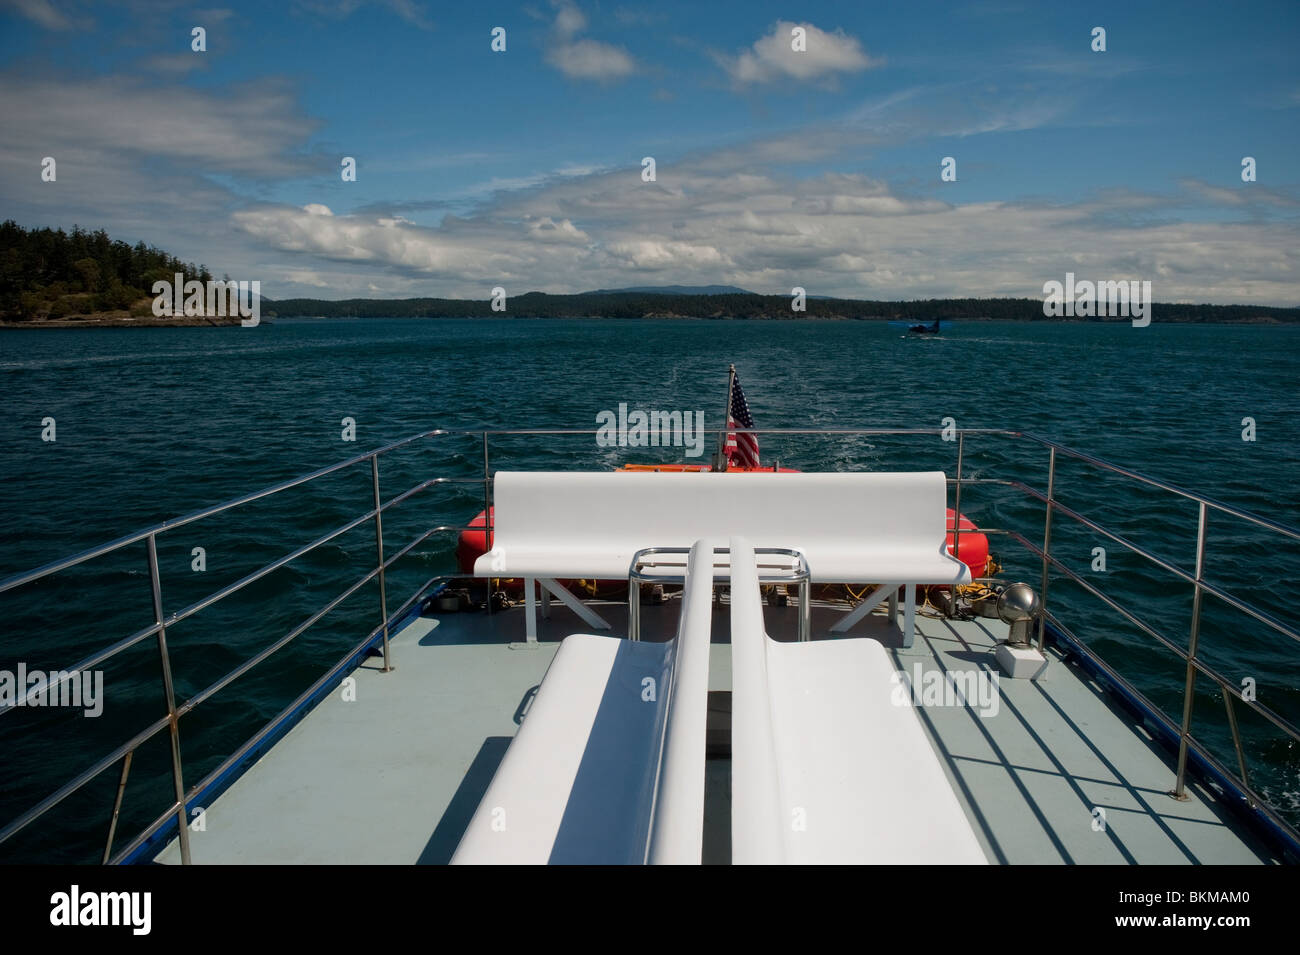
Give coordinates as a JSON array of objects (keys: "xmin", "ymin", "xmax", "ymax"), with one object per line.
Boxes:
[
  {"xmin": 452, "ymin": 539, "xmax": 716, "ymax": 865},
  {"xmin": 474, "ymin": 470, "xmax": 969, "ymax": 647},
  {"xmin": 728, "ymin": 536, "xmax": 987, "ymax": 865}
]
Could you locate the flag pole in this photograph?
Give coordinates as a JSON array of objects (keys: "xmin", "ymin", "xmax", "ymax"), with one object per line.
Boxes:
[{"xmin": 715, "ymin": 363, "xmax": 736, "ymax": 472}]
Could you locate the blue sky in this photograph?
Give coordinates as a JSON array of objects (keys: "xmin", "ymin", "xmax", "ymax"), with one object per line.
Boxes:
[{"xmin": 1, "ymin": 0, "xmax": 1297, "ymax": 302}]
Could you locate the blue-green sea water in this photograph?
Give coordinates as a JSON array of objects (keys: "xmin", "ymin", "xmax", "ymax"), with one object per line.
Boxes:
[{"xmin": 1, "ymin": 317, "xmax": 1298, "ymax": 862}]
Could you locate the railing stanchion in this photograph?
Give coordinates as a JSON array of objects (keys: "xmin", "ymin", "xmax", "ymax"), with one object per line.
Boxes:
[
  {"xmin": 101, "ymin": 750, "xmax": 133, "ymax": 865},
  {"xmin": 1036, "ymin": 447, "xmax": 1056, "ymax": 651},
  {"xmin": 147, "ymin": 533, "xmax": 191, "ymax": 865},
  {"xmin": 799, "ymin": 578, "xmax": 811, "ymax": 642},
  {"xmin": 629, "ymin": 566, "xmax": 641, "ymax": 642},
  {"xmin": 371, "ymin": 455, "xmax": 393, "ymax": 672},
  {"xmin": 951, "ymin": 432, "xmax": 965, "ymax": 618},
  {"xmin": 483, "ymin": 432, "xmax": 493, "ymax": 616},
  {"xmin": 1173, "ymin": 501, "xmax": 1209, "ymax": 800},
  {"xmin": 1223, "ymin": 692, "xmax": 1254, "ymax": 808}
]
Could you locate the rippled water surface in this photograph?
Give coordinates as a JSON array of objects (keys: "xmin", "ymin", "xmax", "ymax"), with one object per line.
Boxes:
[{"xmin": 1, "ymin": 317, "xmax": 1297, "ymax": 860}]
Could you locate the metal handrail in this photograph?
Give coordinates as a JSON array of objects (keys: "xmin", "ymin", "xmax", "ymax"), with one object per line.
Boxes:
[
  {"xmin": 1, "ymin": 425, "xmax": 1297, "ymax": 862},
  {"xmin": 0, "ymin": 428, "xmax": 479, "ymax": 862},
  {"xmin": 1019, "ymin": 431, "xmax": 1300, "ymax": 543},
  {"xmin": 628, "ymin": 545, "xmax": 811, "ymax": 643},
  {"xmin": 943, "ymin": 448, "xmax": 1298, "ymax": 839},
  {"xmin": 0, "ymin": 427, "xmax": 464, "ymax": 596},
  {"xmin": 985, "ymin": 527, "xmax": 1300, "ymax": 748}
]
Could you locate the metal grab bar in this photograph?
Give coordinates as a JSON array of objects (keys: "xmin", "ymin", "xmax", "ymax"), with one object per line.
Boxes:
[{"xmin": 628, "ymin": 545, "xmax": 811, "ymax": 643}]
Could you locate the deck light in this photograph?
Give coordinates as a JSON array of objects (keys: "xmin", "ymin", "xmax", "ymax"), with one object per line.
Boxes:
[{"xmin": 997, "ymin": 582, "xmax": 1041, "ymax": 647}]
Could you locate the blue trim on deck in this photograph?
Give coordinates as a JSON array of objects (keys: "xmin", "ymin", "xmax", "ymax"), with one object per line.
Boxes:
[
  {"xmin": 1044, "ymin": 620, "xmax": 1300, "ymax": 864},
  {"xmin": 123, "ymin": 585, "xmax": 448, "ymax": 865},
  {"xmin": 125, "ymin": 593, "xmax": 1296, "ymax": 865}
]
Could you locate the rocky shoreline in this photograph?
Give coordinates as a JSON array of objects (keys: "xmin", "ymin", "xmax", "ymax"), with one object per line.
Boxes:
[{"xmin": 0, "ymin": 312, "xmax": 247, "ymax": 328}]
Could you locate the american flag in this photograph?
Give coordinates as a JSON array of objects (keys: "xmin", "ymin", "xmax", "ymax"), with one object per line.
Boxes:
[{"xmin": 724, "ymin": 370, "xmax": 760, "ymax": 468}]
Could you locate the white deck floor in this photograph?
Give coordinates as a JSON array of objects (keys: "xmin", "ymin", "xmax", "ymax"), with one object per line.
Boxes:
[{"xmin": 155, "ymin": 594, "xmax": 1278, "ymax": 864}]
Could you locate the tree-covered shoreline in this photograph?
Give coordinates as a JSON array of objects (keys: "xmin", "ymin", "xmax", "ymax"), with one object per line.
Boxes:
[
  {"xmin": 3, "ymin": 220, "xmax": 1296, "ymax": 326},
  {"xmin": 0, "ymin": 220, "xmax": 211, "ymax": 321},
  {"xmin": 265, "ymin": 292, "xmax": 1300, "ymax": 324}
]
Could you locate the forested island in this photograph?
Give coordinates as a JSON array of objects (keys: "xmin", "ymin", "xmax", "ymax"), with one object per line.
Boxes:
[
  {"xmin": 0, "ymin": 220, "xmax": 233, "ymax": 325},
  {"xmin": 265, "ymin": 292, "xmax": 1299, "ymax": 324},
  {"xmin": 3, "ymin": 221, "xmax": 1297, "ymax": 326}
]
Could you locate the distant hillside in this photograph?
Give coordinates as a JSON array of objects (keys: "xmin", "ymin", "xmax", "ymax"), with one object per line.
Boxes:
[
  {"xmin": 5, "ymin": 220, "xmax": 1295, "ymax": 326},
  {"xmin": 264, "ymin": 291, "xmax": 1300, "ymax": 324},
  {"xmin": 583, "ymin": 284, "xmax": 755, "ymax": 295},
  {"xmin": 0, "ymin": 220, "xmax": 214, "ymax": 322}
]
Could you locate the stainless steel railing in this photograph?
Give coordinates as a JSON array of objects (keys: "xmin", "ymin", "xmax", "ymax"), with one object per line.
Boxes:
[
  {"xmin": 1, "ymin": 426, "xmax": 1297, "ymax": 861},
  {"xmin": 0, "ymin": 427, "xmax": 487, "ymax": 864},
  {"xmin": 628, "ymin": 545, "xmax": 811, "ymax": 643}
]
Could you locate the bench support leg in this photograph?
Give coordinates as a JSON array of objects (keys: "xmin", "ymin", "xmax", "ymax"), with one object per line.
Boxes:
[
  {"xmin": 902, "ymin": 584, "xmax": 917, "ymax": 650},
  {"xmin": 830, "ymin": 584, "xmax": 895, "ymax": 634},
  {"xmin": 540, "ymin": 587, "xmax": 551, "ymax": 620},
  {"xmin": 524, "ymin": 577, "xmax": 538, "ymax": 645},
  {"xmin": 537, "ymin": 578, "xmax": 611, "ymax": 631}
]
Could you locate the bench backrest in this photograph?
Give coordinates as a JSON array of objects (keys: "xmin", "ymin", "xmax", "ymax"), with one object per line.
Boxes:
[{"xmin": 491, "ymin": 469, "xmax": 948, "ymax": 561}]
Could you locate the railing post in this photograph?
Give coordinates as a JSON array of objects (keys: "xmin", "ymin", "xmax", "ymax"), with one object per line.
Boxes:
[
  {"xmin": 1223, "ymin": 693, "xmax": 1254, "ymax": 808},
  {"xmin": 798, "ymin": 577, "xmax": 811, "ymax": 642},
  {"xmin": 1173, "ymin": 501, "xmax": 1209, "ymax": 800},
  {"xmin": 1036, "ymin": 447, "xmax": 1056, "ymax": 651},
  {"xmin": 147, "ymin": 533, "xmax": 191, "ymax": 865},
  {"xmin": 371, "ymin": 455, "xmax": 392, "ymax": 672},
  {"xmin": 629, "ymin": 570, "xmax": 641, "ymax": 642},
  {"xmin": 101, "ymin": 751, "xmax": 133, "ymax": 865},
  {"xmin": 950, "ymin": 432, "xmax": 965, "ymax": 618},
  {"xmin": 482, "ymin": 432, "xmax": 493, "ymax": 617}
]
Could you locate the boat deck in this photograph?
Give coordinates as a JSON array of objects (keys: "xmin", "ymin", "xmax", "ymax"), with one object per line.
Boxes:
[{"xmin": 156, "ymin": 595, "xmax": 1278, "ymax": 864}]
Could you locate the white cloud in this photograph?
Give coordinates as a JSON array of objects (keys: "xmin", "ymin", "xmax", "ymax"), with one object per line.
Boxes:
[
  {"xmin": 0, "ymin": 75, "xmax": 318, "ymax": 178},
  {"xmin": 292, "ymin": 0, "xmax": 433, "ymax": 30},
  {"xmin": 724, "ymin": 21, "xmax": 879, "ymax": 86},
  {"xmin": 1180, "ymin": 178, "xmax": 1300, "ymax": 209},
  {"xmin": 547, "ymin": 37, "xmax": 636, "ymax": 80},
  {"xmin": 553, "ymin": 0, "xmax": 585, "ymax": 37},
  {"xmin": 5, "ymin": 59, "xmax": 1294, "ymax": 307},
  {"xmin": 545, "ymin": 0, "xmax": 636, "ymax": 81},
  {"xmin": 2, "ymin": 0, "xmax": 82, "ymax": 30},
  {"xmin": 141, "ymin": 52, "xmax": 209, "ymax": 74},
  {"xmin": 231, "ymin": 159, "xmax": 1300, "ymax": 305},
  {"xmin": 232, "ymin": 203, "xmax": 593, "ymax": 282},
  {"xmin": 0, "ymin": 72, "xmax": 320, "ymax": 286}
]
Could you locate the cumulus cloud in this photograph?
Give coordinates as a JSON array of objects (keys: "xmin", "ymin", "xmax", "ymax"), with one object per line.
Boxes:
[
  {"xmin": 4, "ymin": 56, "xmax": 1294, "ymax": 307},
  {"xmin": 545, "ymin": 0, "xmax": 636, "ymax": 81},
  {"xmin": 233, "ymin": 202, "xmax": 593, "ymax": 285},
  {"xmin": 0, "ymin": 71, "xmax": 321, "ymax": 284},
  {"xmin": 723, "ymin": 21, "xmax": 880, "ymax": 86},
  {"xmin": 231, "ymin": 158, "xmax": 1300, "ymax": 305}
]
